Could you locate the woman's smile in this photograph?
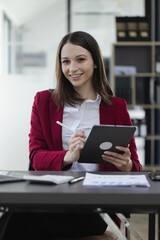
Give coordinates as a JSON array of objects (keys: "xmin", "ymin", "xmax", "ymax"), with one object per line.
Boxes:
[{"xmin": 69, "ymin": 73, "xmax": 83, "ymax": 80}]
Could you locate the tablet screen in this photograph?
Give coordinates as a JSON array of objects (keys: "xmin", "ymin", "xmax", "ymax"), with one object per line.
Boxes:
[{"xmin": 78, "ymin": 125, "xmax": 136, "ymax": 164}]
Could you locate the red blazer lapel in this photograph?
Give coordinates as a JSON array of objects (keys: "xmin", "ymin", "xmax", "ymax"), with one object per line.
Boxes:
[
  {"xmin": 49, "ymin": 96, "xmax": 64, "ymax": 150},
  {"xmin": 100, "ymin": 101, "xmax": 115, "ymax": 125}
]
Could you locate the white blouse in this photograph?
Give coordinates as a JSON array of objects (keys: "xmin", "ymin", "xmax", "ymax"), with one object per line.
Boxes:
[{"xmin": 62, "ymin": 94, "xmax": 101, "ymax": 171}]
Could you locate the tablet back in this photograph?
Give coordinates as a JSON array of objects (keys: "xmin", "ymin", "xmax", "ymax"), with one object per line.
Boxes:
[{"xmin": 78, "ymin": 125, "xmax": 136, "ymax": 164}]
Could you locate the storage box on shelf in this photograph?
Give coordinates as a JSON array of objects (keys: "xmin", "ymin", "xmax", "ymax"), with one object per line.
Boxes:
[{"xmin": 111, "ymin": 42, "xmax": 160, "ymax": 167}]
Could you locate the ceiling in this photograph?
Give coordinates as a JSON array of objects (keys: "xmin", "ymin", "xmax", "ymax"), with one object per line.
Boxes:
[{"xmin": 0, "ymin": 0, "xmax": 59, "ymax": 25}]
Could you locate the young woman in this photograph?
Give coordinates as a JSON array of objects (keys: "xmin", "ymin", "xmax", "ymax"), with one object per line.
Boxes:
[
  {"xmin": 29, "ymin": 31, "xmax": 141, "ymax": 173},
  {"xmin": 4, "ymin": 31, "xmax": 142, "ymax": 240}
]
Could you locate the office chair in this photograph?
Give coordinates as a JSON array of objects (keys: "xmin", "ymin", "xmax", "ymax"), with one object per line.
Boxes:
[{"xmin": 28, "ymin": 163, "xmax": 34, "ymax": 171}]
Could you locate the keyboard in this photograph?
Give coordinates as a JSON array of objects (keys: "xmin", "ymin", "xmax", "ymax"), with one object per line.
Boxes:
[{"xmin": 0, "ymin": 174, "xmax": 24, "ymax": 183}]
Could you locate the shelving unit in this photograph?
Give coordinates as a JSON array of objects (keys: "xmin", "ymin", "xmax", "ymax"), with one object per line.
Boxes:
[{"xmin": 111, "ymin": 42, "xmax": 160, "ymax": 167}]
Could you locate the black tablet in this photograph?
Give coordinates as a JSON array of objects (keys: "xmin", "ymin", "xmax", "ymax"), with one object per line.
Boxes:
[{"xmin": 78, "ymin": 125, "xmax": 136, "ymax": 164}]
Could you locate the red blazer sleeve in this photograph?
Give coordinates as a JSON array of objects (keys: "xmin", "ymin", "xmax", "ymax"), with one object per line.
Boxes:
[
  {"xmin": 29, "ymin": 91, "xmax": 67, "ymax": 171},
  {"xmin": 99, "ymin": 97, "xmax": 142, "ymax": 172}
]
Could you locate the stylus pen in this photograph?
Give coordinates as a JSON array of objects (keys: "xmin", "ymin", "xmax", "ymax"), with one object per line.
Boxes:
[
  {"xmin": 56, "ymin": 121, "xmax": 75, "ymax": 133},
  {"xmin": 69, "ymin": 176, "xmax": 85, "ymax": 184}
]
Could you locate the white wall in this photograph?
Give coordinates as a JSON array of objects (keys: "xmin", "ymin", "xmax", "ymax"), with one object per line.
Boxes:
[
  {"xmin": 0, "ymin": 75, "xmax": 53, "ymax": 170},
  {"xmin": 21, "ymin": 0, "xmax": 67, "ymax": 75},
  {"xmin": 0, "ymin": 8, "xmax": 3, "ymax": 75},
  {"xmin": 0, "ymin": 0, "xmax": 66, "ymax": 170}
]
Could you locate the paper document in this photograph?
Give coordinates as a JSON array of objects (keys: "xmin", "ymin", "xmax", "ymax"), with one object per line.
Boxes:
[
  {"xmin": 83, "ymin": 172, "xmax": 150, "ymax": 187},
  {"xmin": 23, "ymin": 174, "xmax": 74, "ymax": 184}
]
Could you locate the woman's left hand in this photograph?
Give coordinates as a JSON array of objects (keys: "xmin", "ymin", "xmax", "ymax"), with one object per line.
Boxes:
[{"xmin": 102, "ymin": 145, "xmax": 133, "ymax": 172}]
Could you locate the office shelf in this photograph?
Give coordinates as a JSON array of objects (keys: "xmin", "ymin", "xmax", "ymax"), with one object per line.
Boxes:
[{"xmin": 111, "ymin": 42, "xmax": 160, "ymax": 166}]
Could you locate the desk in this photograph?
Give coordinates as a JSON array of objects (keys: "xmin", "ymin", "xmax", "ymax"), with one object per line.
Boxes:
[{"xmin": 0, "ymin": 171, "xmax": 159, "ymax": 240}]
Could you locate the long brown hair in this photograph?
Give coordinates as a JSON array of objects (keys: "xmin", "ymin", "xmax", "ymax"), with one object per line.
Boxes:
[{"xmin": 54, "ymin": 31, "xmax": 113, "ymax": 108}]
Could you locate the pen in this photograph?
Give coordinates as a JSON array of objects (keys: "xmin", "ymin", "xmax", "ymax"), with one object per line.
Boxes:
[
  {"xmin": 69, "ymin": 176, "xmax": 85, "ymax": 184},
  {"xmin": 56, "ymin": 121, "xmax": 75, "ymax": 133}
]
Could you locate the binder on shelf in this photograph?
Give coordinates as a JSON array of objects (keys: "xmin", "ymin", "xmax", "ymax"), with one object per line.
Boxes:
[
  {"xmin": 116, "ymin": 17, "xmax": 127, "ymax": 41},
  {"xmin": 116, "ymin": 88, "xmax": 131, "ymax": 105},
  {"xmin": 155, "ymin": 108, "xmax": 160, "ymax": 135},
  {"xmin": 145, "ymin": 140, "xmax": 151, "ymax": 165},
  {"xmin": 136, "ymin": 79, "xmax": 144, "ymax": 104},
  {"xmin": 115, "ymin": 77, "xmax": 131, "ymax": 104},
  {"xmin": 156, "ymin": 78, "xmax": 160, "ymax": 104},
  {"xmin": 138, "ymin": 17, "xmax": 150, "ymax": 41},
  {"xmin": 136, "ymin": 77, "xmax": 150, "ymax": 104},
  {"xmin": 127, "ymin": 17, "xmax": 138, "ymax": 41},
  {"xmin": 156, "ymin": 62, "xmax": 160, "ymax": 73},
  {"xmin": 145, "ymin": 109, "xmax": 151, "ymax": 136},
  {"xmin": 156, "ymin": 86, "xmax": 160, "ymax": 104},
  {"xmin": 155, "ymin": 51, "xmax": 160, "ymax": 73}
]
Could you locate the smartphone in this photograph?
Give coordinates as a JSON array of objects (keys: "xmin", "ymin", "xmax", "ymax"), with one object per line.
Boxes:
[{"xmin": 149, "ymin": 172, "xmax": 160, "ymax": 181}]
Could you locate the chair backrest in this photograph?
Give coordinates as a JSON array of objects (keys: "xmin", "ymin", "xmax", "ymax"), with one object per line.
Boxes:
[{"xmin": 28, "ymin": 163, "xmax": 35, "ymax": 171}]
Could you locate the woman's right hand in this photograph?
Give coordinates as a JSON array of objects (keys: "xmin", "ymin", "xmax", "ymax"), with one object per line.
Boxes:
[{"xmin": 63, "ymin": 130, "xmax": 86, "ymax": 167}]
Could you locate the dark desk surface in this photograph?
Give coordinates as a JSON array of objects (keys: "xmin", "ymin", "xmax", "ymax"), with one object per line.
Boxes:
[{"xmin": 0, "ymin": 171, "xmax": 160, "ymax": 214}]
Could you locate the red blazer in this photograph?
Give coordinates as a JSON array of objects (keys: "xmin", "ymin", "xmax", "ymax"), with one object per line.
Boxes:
[{"xmin": 29, "ymin": 90, "xmax": 142, "ymax": 172}]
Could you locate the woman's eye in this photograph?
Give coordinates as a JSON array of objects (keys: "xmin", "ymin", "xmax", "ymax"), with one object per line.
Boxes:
[
  {"xmin": 62, "ymin": 60, "xmax": 70, "ymax": 64},
  {"xmin": 78, "ymin": 58, "xmax": 85, "ymax": 62}
]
